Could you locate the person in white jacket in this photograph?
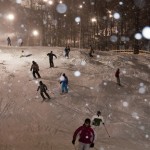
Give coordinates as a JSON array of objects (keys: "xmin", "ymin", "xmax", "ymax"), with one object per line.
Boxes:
[{"xmin": 91, "ymin": 111, "xmax": 104, "ymax": 127}]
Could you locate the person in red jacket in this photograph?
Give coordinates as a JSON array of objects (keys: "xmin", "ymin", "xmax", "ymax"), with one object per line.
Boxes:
[
  {"xmin": 72, "ymin": 118, "xmax": 95, "ymax": 150},
  {"xmin": 115, "ymin": 68, "xmax": 121, "ymax": 86}
]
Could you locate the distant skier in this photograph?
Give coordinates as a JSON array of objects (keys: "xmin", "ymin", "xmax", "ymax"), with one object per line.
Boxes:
[
  {"xmin": 37, "ymin": 81, "xmax": 51, "ymax": 101},
  {"xmin": 7, "ymin": 37, "xmax": 11, "ymax": 46},
  {"xmin": 89, "ymin": 45, "xmax": 94, "ymax": 57},
  {"xmin": 60, "ymin": 73, "xmax": 68, "ymax": 94},
  {"xmin": 66, "ymin": 46, "xmax": 70, "ymax": 58},
  {"xmin": 91, "ymin": 111, "xmax": 105, "ymax": 127},
  {"xmin": 30, "ymin": 61, "xmax": 41, "ymax": 79},
  {"xmin": 72, "ymin": 118, "xmax": 95, "ymax": 150},
  {"xmin": 47, "ymin": 51, "xmax": 57, "ymax": 68},
  {"xmin": 115, "ymin": 68, "xmax": 121, "ymax": 86}
]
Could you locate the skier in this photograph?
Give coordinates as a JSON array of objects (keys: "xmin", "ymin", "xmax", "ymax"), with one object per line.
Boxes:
[
  {"xmin": 30, "ymin": 61, "xmax": 41, "ymax": 79},
  {"xmin": 47, "ymin": 51, "xmax": 57, "ymax": 68},
  {"xmin": 7, "ymin": 37, "xmax": 11, "ymax": 46},
  {"xmin": 59, "ymin": 73, "xmax": 68, "ymax": 94},
  {"xmin": 66, "ymin": 46, "xmax": 70, "ymax": 58},
  {"xmin": 115, "ymin": 68, "xmax": 121, "ymax": 86},
  {"xmin": 91, "ymin": 111, "xmax": 105, "ymax": 127},
  {"xmin": 37, "ymin": 81, "xmax": 51, "ymax": 101},
  {"xmin": 89, "ymin": 45, "xmax": 94, "ymax": 57},
  {"xmin": 72, "ymin": 118, "xmax": 95, "ymax": 150},
  {"xmin": 63, "ymin": 73, "xmax": 68, "ymax": 87}
]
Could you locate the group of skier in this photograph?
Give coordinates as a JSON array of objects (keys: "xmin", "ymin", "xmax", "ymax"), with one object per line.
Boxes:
[
  {"xmin": 30, "ymin": 49, "xmax": 69, "ymax": 101},
  {"xmin": 72, "ymin": 111, "xmax": 108, "ymax": 150},
  {"xmin": 29, "ymin": 45, "xmax": 116, "ymax": 149}
]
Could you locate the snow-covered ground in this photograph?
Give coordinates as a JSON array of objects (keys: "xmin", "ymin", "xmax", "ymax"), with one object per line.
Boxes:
[{"xmin": 0, "ymin": 46, "xmax": 150, "ymax": 150}]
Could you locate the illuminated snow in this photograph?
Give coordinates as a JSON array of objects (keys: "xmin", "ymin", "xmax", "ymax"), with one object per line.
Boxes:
[
  {"xmin": 145, "ymin": 134, "xmax": 149, "ymax": 139},
  {"xmin": 134, "ymin": 33, "xmax": 142, "ymax": 40},
  {"xmin": 74, "ymin": 71, "xmax": 81, "ymax": 77},
  {"xmin": 139, "ymin": 87, "xmax": 146, "ymax": 94},
  {"xmin": 113, "ymin": 13, "xmax": 120, "ymax": 19},
  {"xmin": 142, "ymin": 26, "xmax": 150, "ymax": 40},
  {"xmin": 140, "ymin": 83, "xmax": 144, "ymax": 87},
  {"xmin": 110, "ymin": 35, "xmax": 118, "ymax": 42},
  {"xmin": 81, "ymin": 60, "xmax": 86, "ymax": 65},
  {"xmin": 75, "ymin": 17, "xmax": 81, "ymax": 23},
  {"xmin": 16, "ymin": 0, "xmax": 22, "ymax": 4},
  {"xmin": 123, "ymin": 101, "xmax": 128, "ymax": 107},
  {"xmin": 132, "ymin": 112, "xmax": 139, "ymax": 120},
  {"xmin": 56, "ymin": 3, "xmax": 67, "ymax": 14}
]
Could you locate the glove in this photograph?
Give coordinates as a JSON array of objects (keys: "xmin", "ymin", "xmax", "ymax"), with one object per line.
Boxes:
[
  {"xmin": 72, "ymin": 140, "xmax": 75, "ymax": 145},
  {"xmin": 90, "ymin": 143, "xmax": 94, "ymax": 148}
]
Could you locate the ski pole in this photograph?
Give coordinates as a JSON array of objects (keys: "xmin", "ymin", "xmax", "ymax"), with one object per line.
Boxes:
[{"xmin": 103, "ymin": 124, "xmax": 110, "ymax": 138}]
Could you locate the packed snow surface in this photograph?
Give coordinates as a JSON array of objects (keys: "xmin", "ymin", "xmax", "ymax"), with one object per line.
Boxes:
[{"xmin": 0, "ymin": 46, "xmax": 150, "ymax": 150}]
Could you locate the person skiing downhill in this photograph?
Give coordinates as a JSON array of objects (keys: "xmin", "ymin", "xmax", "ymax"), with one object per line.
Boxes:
[
  {"xmin": 47, "ymin": 51, "xmax": 57, "ymax": 68},
  {"xmin": 115, "ymin": 68, "xmax": 121, "ymax": 86},
  {"xmin": 59, "ymin": 73, "xmax": 68, "ymax": 94},
  {"xmin": 91, "ymin": 111, "xmax": 105, "ymax": 127},
  {"xmin": 72, "ymin": 118, "xmax": 95, "ymax": 150},
  {"xmin": 37, "ymin": 81, "xmax": 51, "ymax": 101},
  {"xmin": 30, "ymin": 61, "xmax": 41, "ymax": 79}
]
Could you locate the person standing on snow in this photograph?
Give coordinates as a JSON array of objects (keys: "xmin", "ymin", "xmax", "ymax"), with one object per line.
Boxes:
[
  {"xmin": 91, "ymin": 111, "xmax": 105, "ymax": 127},
  {"xmin": 7, "ymin": 37, "xmax": 11, "ymax": 46},
  {"xmin": 115, "ymin": 68, "xmax": 121, "ymax": 86},
  {"xmin": 63, "ymin": 73, "xmax": 68, "ymax": 87},
  {"xmin": 59, "ymin": 73, "xmax": 68, "ymax": 94},
  {"xmin": 37, "ymin": 81, "xmax": 51, "ymax": 101},
  {"xmin": 66, "ymin": 46, "xmax": 70, "ymax": 58},
  {"xmin": 72, "ymin": 118, "xmax": 95, "ymax": 150},
  {"xmin": 47, "ymin": 51, "xmax": 57, "ymax": 68},
  {"xmin": 30, "ymin": 61, "xmax": 41, "ymax": 79},
  {"xmin": 89, "ymin": 45, "xmax": 94, "ymax": 57}
]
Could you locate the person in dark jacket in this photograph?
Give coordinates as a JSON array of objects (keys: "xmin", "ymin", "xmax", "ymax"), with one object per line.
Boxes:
[
  {"xmin": 47, "ymin": 51, "xmax": 57, "ymax": 68},
  {"xmin": 115, "ymin": 68, "xmax": 121, "ymax": 86},
  {"xmin": 30, "ymin": 61, "xmax": 41, "ymax": 79},
  {"xmin": 89, "ymin": 45, "xmax": 94, "ymax": 57},
  {"xmin": 72, "ymin": 118, "xmax": 95, "ymax": 150},
  {"xmin": 37, "ymin": 81, "xmax": 51, "ymax": 100},
  {"xmin": 63, "ymin": 73, "xmax": 68, "ymax": 86},
  {"xmin": 7, "ymin": 37, "xmax": 11, "ymax": 46}
]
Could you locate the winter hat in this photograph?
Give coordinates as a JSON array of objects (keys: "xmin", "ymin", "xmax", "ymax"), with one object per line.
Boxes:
[
  {"xmin": 97, "ymin": 111, "xmax": 101, "ymax": 115},
  {"xmin": 84, "ymin": 118, "xmax": 91, "ymax": 124}
]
